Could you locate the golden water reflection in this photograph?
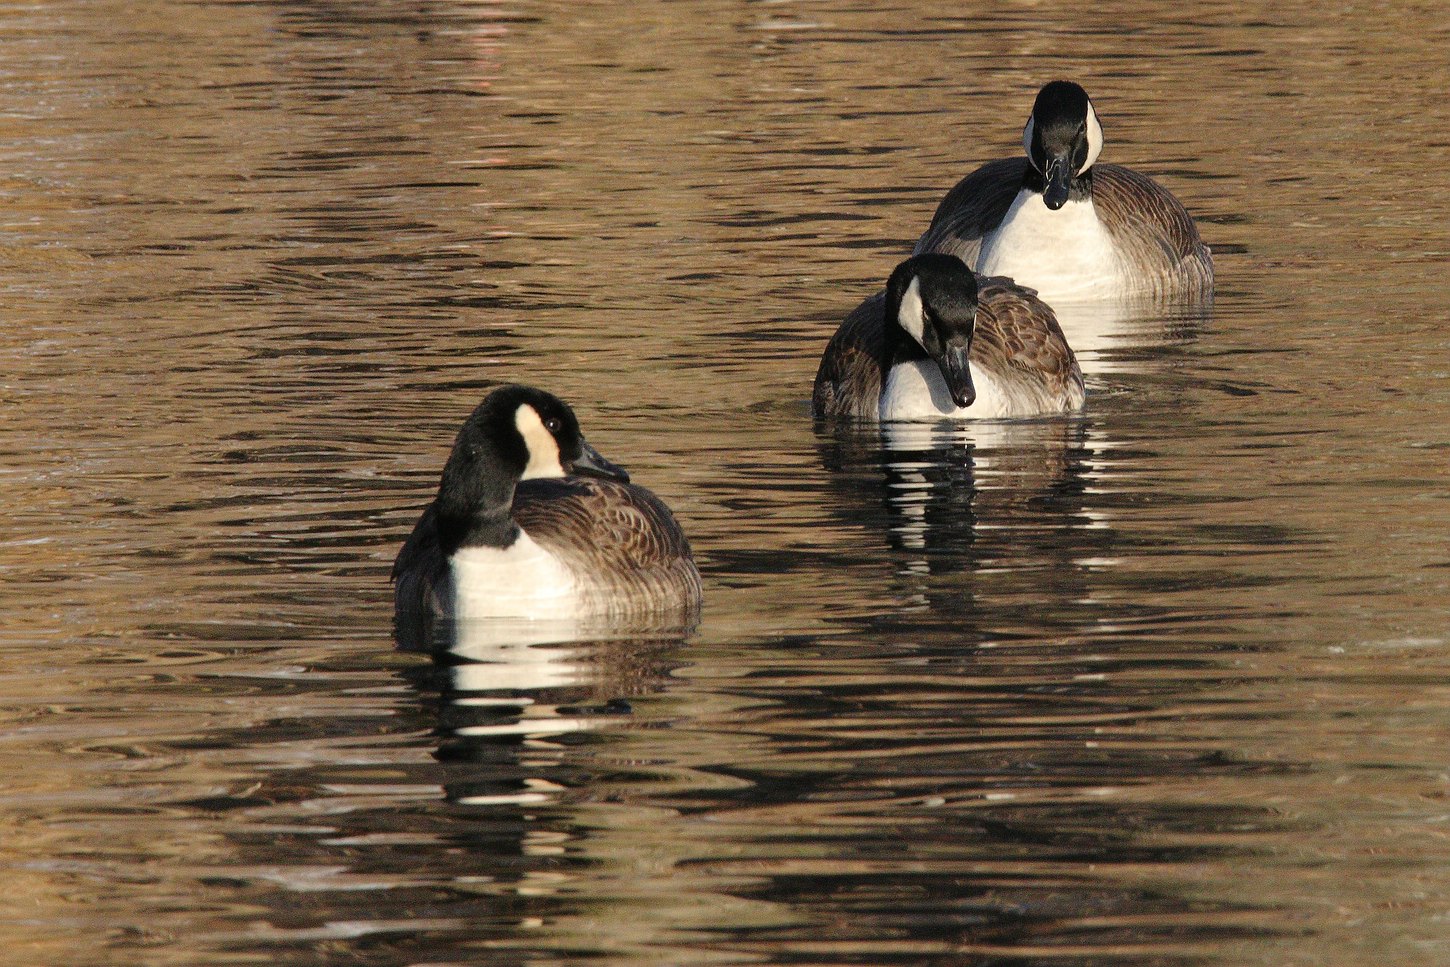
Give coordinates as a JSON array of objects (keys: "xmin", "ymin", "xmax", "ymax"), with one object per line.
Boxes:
[{"xmin": 0, "ymin": 0, "xmax": 1448, "ymax": 965}]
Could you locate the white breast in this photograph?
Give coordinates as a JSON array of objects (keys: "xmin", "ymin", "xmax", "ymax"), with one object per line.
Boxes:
[
  {"xmin": 880, "ymin": 359, "xmax": 1022, "ymax": 421},
  {"xmin": 976, "ymin": 189, "xmax": 1123, "ymax": 302},
  {"xmin": 448, "ymin": 532, "xmax": 581, "ymax": 619}
]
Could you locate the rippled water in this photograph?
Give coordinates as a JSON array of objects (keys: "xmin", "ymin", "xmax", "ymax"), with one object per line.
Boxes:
[{"xmin": 2, "ymin": 1, "xmax": 1449, "ymax": 965}]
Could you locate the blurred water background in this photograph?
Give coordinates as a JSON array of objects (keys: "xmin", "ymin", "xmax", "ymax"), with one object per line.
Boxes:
[{"xmin": 1, "ymin": 1, "xmax": 1448, "ymax": 964}]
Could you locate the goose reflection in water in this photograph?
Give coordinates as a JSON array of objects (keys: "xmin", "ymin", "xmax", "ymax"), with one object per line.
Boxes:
[
  {"xmin": 399, "ymin": 613, "xmax": 694, "ymax": 809},
  {"xmin": 819, "ymin": 418, "xmax": 1102, "ymax": 600},
  {"xmin": 1049, "ymin": 296, "xmax": 1209, "ymax": 378},
  {"xmin": 391, "ymin": 614, "xmax": 727, "ymax": 950}
]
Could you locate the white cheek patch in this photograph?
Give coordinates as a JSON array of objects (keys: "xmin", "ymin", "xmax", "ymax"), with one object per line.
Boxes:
[
  {"xmin": 514, "ymin": 404, "xmax": 566, "ymax": 480},
  {"xmin": 1081, "ymin": 101, "xmax": 1103, "ymax": 173},
  {"xmin": 1021, "ymin": 115, "xmax": 1036, "ymax": 163},
  {"xmin": 897, "ymin": 276, "xmax": 927, "ymax": 348}
]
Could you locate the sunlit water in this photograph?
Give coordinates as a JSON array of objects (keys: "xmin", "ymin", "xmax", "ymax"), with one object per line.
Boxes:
[{"xmin": 2, "ymin": 2, "xmax": 1448, "ymax": 965}]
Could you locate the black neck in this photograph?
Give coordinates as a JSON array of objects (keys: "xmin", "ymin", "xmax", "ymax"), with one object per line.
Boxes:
[
  {"xmin": 433, "ymin": 440, "xmax": 525, "ymax": 555},
  {"xmin": 1023, "ymin": 165, "xmax": 1094, "ymax": 202},
  {"xmin": 884, "ymin": 322, "xmax": 931, "ymax": 376},
  {"xmin": 889, "ymin": 334, "xmax": 929, "ymax": 369},
  {"xmin": 436, "ymin": 505, "xmax": 520, "ymax": 556}
]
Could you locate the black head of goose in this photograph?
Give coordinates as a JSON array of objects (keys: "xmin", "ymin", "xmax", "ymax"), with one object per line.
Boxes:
[
  {"xmin": 813, "ymin": 254, "xmax": 1085, "ymax": 423},
  {"xmin": 1020, "ymin": 80, "xmax": 1104, "ymax": 211},
  {"xmin": 883, "ymin": 253, "xmax": 980, "ymax": 411},
  {"xmin": 915, "ymin": 80, "xmax": 1213, "ymax": 303},
  {"xmin": 392, "ymin": 385, "xmax": 702, "ymax": 625}
]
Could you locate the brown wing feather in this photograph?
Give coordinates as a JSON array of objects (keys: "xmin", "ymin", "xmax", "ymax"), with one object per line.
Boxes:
[
  {"xmin": 914, "ymin": 157, "xmax": 1029, "ymax": 264},
  {"xmin": 1082, "ymin": 164, "xmax": 1213, "ymax": 300},
  {"xmin": 812, "ymin": 291, "xmax": 888, "ymax": 421},
  {"xmin": 514, "ymin": 478, "xmax": 702, "ymax": 615},
  {"xmin": 972, "ymin": 278, "xmax": 1085, "ymax": 410}
]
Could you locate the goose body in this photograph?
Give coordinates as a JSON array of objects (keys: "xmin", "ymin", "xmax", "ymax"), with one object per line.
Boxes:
[
  {"xmin": 392, "ymin": 385, "xmax": 701, "ymax": 628},
  {"xmin": 449, "ymin": 531, "xmax": 577, "ymax": 618},
  {"xmin": 882, "ymin": 356, "xmax": 1038, "ymax": 421},
  {"xmin": 914, "ymin": 82, "xmax": 1213, "ymax": 304},
  {"xmin": 813, "ymin": 254, "xmax": 1084, "ymax": 422}
]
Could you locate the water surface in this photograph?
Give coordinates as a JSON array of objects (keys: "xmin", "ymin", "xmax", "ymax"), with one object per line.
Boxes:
[{"xmin": 2, "ymin": 2, "xmax": 1449, "ymax": 965}]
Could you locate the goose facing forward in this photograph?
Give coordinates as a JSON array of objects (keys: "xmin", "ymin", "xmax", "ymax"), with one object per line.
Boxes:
[
  {"xmin": 392, "ymin": 385, "xmax": 702, "ymax": 621},
  {"xmin": 916, "ymin": 80, "xmax": 1213, "ymax": 303},
  {"xmin": 812, "ymin": 253, "xmax": 1084, "ymax": 422}
]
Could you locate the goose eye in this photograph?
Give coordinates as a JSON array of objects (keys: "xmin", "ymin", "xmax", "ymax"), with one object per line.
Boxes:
[{"xmin": 544, "ymin": 417, "xmax": 562, "ymax": 434}]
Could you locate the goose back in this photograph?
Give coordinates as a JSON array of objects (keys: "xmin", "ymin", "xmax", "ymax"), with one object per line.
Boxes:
[{"xmin": 513, "ymin": 477, "xmax": 702, "ymax": 615}]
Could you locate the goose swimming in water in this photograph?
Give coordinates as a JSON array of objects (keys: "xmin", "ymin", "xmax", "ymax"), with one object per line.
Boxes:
[
  {"xmin": 813, "ymin": 253, "xmax": 1084, "ymax": 422},
  {"xmin": 392, "ymin": 385, "xmax": 702, "ymax": 625},
  {"xmin": 914, "ymin": 80, "xmax": 1213, "ymax": 304}
]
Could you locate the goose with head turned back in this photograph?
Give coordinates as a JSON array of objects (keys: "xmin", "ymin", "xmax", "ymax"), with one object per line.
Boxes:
[
  {"xmin": 813, "ymin": 253, "xmax": 1084, "ymax": 422},
  {"xmin": 392, "ymin": 385, "xmax": 701, "ymax": 626},
  {"xmin": 914, "ymin": 80, "xmax": 1213, "ymax": 304}
]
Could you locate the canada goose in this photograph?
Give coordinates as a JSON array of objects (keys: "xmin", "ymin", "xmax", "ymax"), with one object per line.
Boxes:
[
  {"xmin": 392, "ymin": 385, "xmax": 702, "ymax": 624},
  {"xmin": 813, "ymin": 253, "xmax": 1084, "ymax": 422},
  {"xmin": 914, "ymin": 80, "xmax": 1213, "ymax": 304}
]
